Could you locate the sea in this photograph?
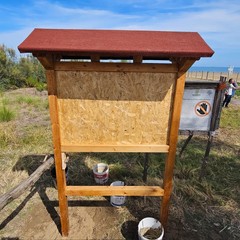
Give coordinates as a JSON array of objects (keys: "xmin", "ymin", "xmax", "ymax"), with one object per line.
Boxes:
[{"xmin": 189, "ymin": 66, "xmax": 240, "ymax": 73}]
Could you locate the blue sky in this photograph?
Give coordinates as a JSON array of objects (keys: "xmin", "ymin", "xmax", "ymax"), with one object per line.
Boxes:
[{"xmin": 0, "ymin": 0, "xmax": 239, "ymax": 67}]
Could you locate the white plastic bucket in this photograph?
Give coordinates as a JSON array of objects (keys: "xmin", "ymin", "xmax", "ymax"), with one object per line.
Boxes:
[
  {"xmin": 93, "ymin": 163, "xmax": 109, "ymax": 184},
  {"xmin": 110, "ymin": 181, "xmax": 126, "ymax": 207},
  {"xmin": 138, "ymin": 217, "xmax": 164, "ymax": 240}
]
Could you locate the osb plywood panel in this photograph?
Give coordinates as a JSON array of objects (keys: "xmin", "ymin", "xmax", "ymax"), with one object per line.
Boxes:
[{"xmin": 56, "ymin": 71, "xmax": 175, "ymax": 146}]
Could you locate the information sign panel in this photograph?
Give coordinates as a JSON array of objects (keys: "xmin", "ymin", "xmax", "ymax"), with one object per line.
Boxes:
[{"xmin": 180, "ymin": 88, "xmax": 215, "ymax": 131}]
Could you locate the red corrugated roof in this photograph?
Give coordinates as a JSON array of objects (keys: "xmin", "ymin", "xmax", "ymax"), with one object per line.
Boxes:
[{"xmin": 18, "ymin": 28, "xmax": 214, "ymax": 59}]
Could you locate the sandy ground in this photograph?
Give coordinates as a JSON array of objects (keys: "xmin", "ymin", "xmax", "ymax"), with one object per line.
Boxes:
[
  {"xmin": 0, "ymin": 186, "xmax": 219, "ymax": 240},
  {"xmin": 0, "ymin": 182, "xmax": 197, "ymax": 240},
  {"xmin": 0, "ymin": 185, "xmax": 132, "ymax": 240},
  {"xmin": 0, "ymin": 88, "xmax": 239, "ymax": 240},
  {"xmin": 17, "ymin": 202, "xmax": 123, "ymax": 239}
]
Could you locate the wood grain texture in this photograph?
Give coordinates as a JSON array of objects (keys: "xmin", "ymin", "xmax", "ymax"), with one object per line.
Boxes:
[
  {"xmin": 161, "ymin": 72, "xmax": 187, "ymax": 228},
  {"xmin": 46, "ymin": 70, "xmax": 69, "ymax": 236},
  {"xmin": 61, "ymin": 144, "xmax": 169, "ymax": 153},
  {"xmin": 66, "ymin": 186, "xmax": 164, "ymax": 197},
  {"xmin": 56, "ymin": 71, "xmax": 175, "ymax": 148},
  {"xmin": 54, "ymin": 62, "xmax": 178, "ymax": 73}
]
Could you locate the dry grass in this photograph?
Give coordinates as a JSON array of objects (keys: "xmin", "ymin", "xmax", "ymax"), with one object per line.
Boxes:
[
  {"xmin": 0, "ymin": 88, "xmax": 239, "ymax": 239},
  {"xmin": 0, "ymin": 89, "xmax": 52, "ymax": 195}
]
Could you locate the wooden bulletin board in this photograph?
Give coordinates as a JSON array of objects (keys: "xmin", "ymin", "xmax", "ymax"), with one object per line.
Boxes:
[
  {"xmin": 18, "ymin": 28, "xmax": 214, "ymax": 237},
  {"xmin": 56, "ymin": 71, "xmax": 175, "ymax": 152}
]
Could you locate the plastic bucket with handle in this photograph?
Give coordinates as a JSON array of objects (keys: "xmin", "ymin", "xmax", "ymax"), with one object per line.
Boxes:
[
  {"xmin": 110, "ymin": 181, "xmax": 126, "ymax": 207},
  {"xmin": 92, "ymin": 163, "xmax": 109, "ymax": 184},
  {"xmin": 138, "ymin": 217, "xmax": 164, "ymax": 240}
]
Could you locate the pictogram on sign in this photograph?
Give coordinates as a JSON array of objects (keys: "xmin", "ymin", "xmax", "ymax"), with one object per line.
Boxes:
[{"xmin": 195, "ymin": 101, "xmax": 211, "ymax": 117}]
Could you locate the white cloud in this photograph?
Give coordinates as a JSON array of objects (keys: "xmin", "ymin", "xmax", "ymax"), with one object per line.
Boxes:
[
  {"xmin": 1, "ymin": 0, "xmax": 240, "ymax": 66},
  {"xmin": 0, "ymin": 28, "xmax": 34, "ymax": 52}
]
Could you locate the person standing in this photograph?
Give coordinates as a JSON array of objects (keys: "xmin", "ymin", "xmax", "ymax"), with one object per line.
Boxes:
[
  {"xmin": 232, "ymin": 79, "xmax": 238, "ymax": 97},
  {"xmin": 222, "ymin": 78, "xmax": 239, "ymax": 107}
]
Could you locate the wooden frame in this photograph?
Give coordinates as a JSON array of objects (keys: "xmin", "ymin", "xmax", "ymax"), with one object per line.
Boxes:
[
  {"xmin": 18, "ymin": 29, "xmax": 214, "ymax": 237},
  {"xmin": 42, "ymin": 58, "xmax": 196, "ymax": 236}
]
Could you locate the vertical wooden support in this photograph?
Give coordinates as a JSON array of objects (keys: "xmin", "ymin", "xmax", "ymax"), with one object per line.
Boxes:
[
  {"xmin": 160, "ymin": 72, "xmax": 187, "ymax": 228},
  {"xmin": 46, "ymin": 70, "xmax": 69, "ymax": 236},
  {"xmin": 211, "ymin": 76, "xmax": 227, "ymax": 131}
]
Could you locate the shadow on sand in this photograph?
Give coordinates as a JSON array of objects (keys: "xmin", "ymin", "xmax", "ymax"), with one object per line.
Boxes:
[{"xmin": 1, "ymin": 133, "xmax": 239, "ymax": 239}]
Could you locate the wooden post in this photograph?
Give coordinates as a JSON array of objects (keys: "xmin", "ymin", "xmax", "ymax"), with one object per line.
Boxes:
[
  {"xmin": 160, "ymin": 59, "xmax": 195, "ymax": 227},
  {"xmin": 160, "ymin": 72, "xmax": 187, "ymax": 227},
  {"xmin": 46, "ymin": 70, "xmax": 69, "ymax": 236},
  {"xmin": 199, "ymin": 76, "xmax": 226, "ymax": 180},
  {"xmin": 210, "ymin": 76, "xmax": 227, "ymax": 131}
]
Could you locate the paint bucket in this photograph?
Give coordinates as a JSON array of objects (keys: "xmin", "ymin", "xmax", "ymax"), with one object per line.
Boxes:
[
  {"xmin": 110, "ymin": 181, "xmax": 126, "ymax": 207},
  {"xmin": 138, "ymin": 217, "xmax": 164, "ymax": 240},
  {"xmin": 92, "ymin": 163, "xmax": 109, "ymax": 184}
]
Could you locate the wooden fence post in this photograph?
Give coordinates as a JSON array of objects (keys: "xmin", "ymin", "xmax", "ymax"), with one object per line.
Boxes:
[{"xmin": 46, "ymin": 70, "xmax": 69, "ymax": 237}]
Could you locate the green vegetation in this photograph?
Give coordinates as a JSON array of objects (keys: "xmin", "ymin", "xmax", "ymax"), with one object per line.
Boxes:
[
  {"xmin": 16, "ymin": 95, "xmax": 41, "ymax": 107},
  {"xmin": 220, "ymin": 107, "xmax": 240, "ymax": 129},
  {"xmin": 0, "ymin": 43, "xmax": 239, "ymax": 237},
  {"xmin": 0, "ymin": 124, "xmax": 18, "ymax": 147},
  {"xmin": 0, "ymin": 95, "xmax": 15, "ymax": 122},
  {"xmin": 235, "ymin": 82, "xmax": 240, "ymax": 97},
  {"xmin": 0, "ymin": 88, "xmax": 239, "ymax": 239},
  {"xmin": 15, "ymin": 94, "xmax": 48, "ymax": 110},
  {"xmin": 0, "ymin": 44, "xmax": 46, "ymax": 90},
  {"xmin": 0, "ymin": 105, "xmax": 15, "ymax": 122}
]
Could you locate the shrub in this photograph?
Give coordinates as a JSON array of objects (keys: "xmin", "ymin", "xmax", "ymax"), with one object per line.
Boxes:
[
  {"xmin": 26, "ymin": 76, "xmax": 46, "ymax": 91},
  {"xmin": 0, "ymin": 105, "xmax": 15, "ymax": 122}
]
